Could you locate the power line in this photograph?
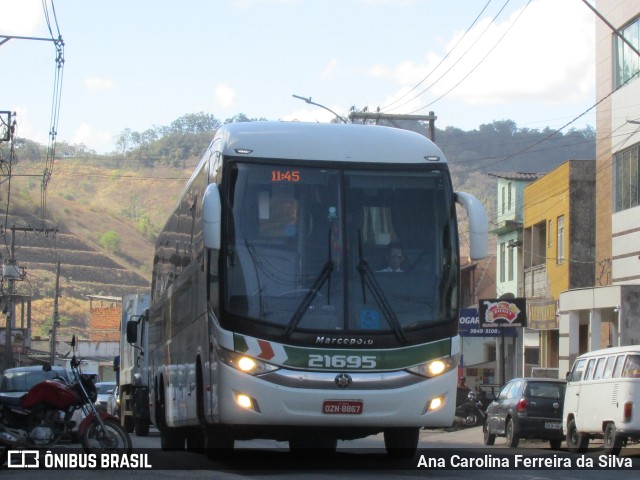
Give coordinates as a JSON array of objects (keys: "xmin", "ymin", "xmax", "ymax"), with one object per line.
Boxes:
[
  {"xmin": 408, "ymin": 0, "xmax": 532, "ymax": 114},
  {"xmin": 381, "ymin": 0, "xmax": 495, "ymax": 112}
]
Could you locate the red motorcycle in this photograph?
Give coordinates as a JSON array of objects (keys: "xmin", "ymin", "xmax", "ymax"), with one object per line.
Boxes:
[{"xmin": 0, "ymin": 336, "xmax": 131, "ymax": 455}]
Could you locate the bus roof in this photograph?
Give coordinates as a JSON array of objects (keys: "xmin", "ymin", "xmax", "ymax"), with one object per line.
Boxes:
[{"xmin": 213, "ymin": 121, "xmax": 447, "ymax": 164}]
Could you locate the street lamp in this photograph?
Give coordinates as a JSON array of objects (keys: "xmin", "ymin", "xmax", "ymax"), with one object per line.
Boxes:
[{"xmin": 291, "ymin": 95, "xmax": 347, "ymax": 124}]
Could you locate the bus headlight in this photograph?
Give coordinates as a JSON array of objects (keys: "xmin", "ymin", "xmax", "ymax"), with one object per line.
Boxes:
[
  {"xmin": 406, "ymin": 354, "xmax": 459, "ymax": 379},
  {"xmin": 218, "ymin": 347, "xmax": 279, "ymax": 375}
]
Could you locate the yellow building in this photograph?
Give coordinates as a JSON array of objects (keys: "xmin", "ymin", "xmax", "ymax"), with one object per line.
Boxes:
[{"xmin": 523, "ymin": 161, "xmax": 595, "ymax": 370}]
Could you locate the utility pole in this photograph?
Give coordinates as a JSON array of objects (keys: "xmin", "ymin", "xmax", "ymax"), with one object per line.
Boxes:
[
  {"xmin": 50, "ymin": 261, "xmax": 60, "ymax": 365},
  {"xmin": 348, "ymin": 111, "xmax": 438, "ymax": 142},
  {"xmin": 1, "ymin": 226, "xmax": 58, "ymax": 369},
  {"xmin": 2, "ymin": 227, "xmax": 17, "ymax": 369}
]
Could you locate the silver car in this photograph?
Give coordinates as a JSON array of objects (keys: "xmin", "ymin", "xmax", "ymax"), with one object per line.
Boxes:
[
  {"xmin": 106, "ymin": 385, "xmax": 120, "ymax": 417},
  {"xmin": 94, "ymin": 381, "xmax": 116, "ymax": 413}
]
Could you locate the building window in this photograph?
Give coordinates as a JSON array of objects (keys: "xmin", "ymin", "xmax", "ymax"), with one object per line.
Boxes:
[
  {"xmin": 615, "ymin": 17, "xmax": 640, "ymax": 89},
  {"xmin": 508, "ymin": 243, "xmax": 514, "ymax": 281},
  {"xmin": 524, "ymin": 348, "xmax": 540, "ymax": 365},
  {"xmin": 486, "ymin": 344, "xmax": 496, "ymax": 362},
  {"xmin": 501, "ymin": 186, "xmax": 506, "ymax": 214},
  {"xmin": 613, "ymin": 143, "xmax": 640, "ymax": 212},
  {"xmin": 507, "ymin": 182, "xmax": 512, "ymax": 212},
  {"xmin": 499, "ymin": 242, "xmax": 506, "ymax": 282},
  {"xmin": 556, "ymin": 215, "xmax": 565, "ymax": 264}
]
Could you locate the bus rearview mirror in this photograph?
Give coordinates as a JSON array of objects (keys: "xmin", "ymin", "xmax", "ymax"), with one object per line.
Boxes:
[{"xmin": 203, "ymin": 183, "xmax": 222, "ymax": 250}]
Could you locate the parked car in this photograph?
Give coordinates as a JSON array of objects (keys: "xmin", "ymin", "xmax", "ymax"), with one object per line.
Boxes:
[
  {"xmin": 106, "ymin": 385, "xmax": 120, "ymax": 417},
  {"xmin": 483, "ymin": 377, "xmax": 566, "ymax": 449},
  {"xmin": 94, "ymin": 381, "xmax": 116, "ymax": 413},
  {"xmin": 0, "ymin": 365, "xmax": 84, "ymax": 440},
  {"xmin": 564, "ymin": 345, "xmax": 640, "ymax": 454}
]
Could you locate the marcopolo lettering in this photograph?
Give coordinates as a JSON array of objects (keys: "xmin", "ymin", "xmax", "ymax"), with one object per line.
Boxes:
[{"xmin": 315, "ymin": 336, "xmax": 374, "ymax": 346}]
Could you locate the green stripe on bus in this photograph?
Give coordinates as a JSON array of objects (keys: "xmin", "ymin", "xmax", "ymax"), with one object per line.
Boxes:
[{"xmin": 233, "ymin": 334, "xmax": 451, "ymax": 370}]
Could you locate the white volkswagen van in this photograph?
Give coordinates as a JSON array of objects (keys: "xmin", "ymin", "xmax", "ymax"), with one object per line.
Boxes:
[{"xmin": 563, "ymin": 345, "xmax": 640, "ymax": 454}]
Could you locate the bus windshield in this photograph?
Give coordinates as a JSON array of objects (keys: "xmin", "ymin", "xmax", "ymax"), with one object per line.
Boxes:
[{"xmin": 223, "ymin": 161, "xmax": 458, "ymax": 338}]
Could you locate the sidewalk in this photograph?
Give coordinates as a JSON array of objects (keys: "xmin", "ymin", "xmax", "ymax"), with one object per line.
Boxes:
[
  {"xmin": 422, "ymin": 426, "xmax": 548, "ymax": 448},
  {"xmin": 422, "ymin": 426, "xmax": 484, "ymax": 446}
]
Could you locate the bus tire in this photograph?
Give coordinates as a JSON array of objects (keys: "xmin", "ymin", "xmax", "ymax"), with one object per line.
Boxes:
[
  {"xmin": 186, "ymin": 427, "xmax": 205, "ymax": 453},
  {"xmin": 566, "ymin": 419, "xmax": 589, "ymax": 453},
  {"xmin": 123, "ymin": 416, "xmax": 134, "ymax": 434},
  {"xmin": 160, "ymin": 427, "xmax": 185, "ymax": 450},
  {"xmin": 604, "ymin": 423, "xmax": 623, "ymax": 455},
  {"xmin": 134, "ymin": 416, "xmax": 150, "ymax": 437},
  {"xmin": 384, "ymin": 427, "xmax": 419, "ymax": 459}
]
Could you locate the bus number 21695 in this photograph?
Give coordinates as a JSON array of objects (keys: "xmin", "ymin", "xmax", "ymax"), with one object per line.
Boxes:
[{"xmin": 308, "ymin": 354, "xmax": 377, "ymax": 369}]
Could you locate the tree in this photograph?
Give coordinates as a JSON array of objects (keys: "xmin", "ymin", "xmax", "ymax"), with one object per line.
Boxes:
[{"xmin": 98, "ymin": 231, "xmax": 121, "ymax": 254}]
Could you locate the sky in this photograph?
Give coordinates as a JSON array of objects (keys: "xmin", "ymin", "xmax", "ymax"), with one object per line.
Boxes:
[{"xmin": 0, "ymin": 0, "xmax": 596, "ymax": 154}]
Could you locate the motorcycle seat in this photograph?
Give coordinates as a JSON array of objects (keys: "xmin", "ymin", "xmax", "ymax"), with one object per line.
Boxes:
[{"xmin": 0, "ymin": 393, "xmax": 25, "ymax": 407}]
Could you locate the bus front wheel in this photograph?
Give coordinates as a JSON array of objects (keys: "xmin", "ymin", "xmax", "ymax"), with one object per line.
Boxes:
[{"xmin": 384, "ymin": 427, "xmax": 419, "ymax": 459}]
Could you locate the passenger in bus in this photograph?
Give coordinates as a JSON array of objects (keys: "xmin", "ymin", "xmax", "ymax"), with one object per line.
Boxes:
[{"xmin": 377, "ymin": 243, "xmax": 405, "ymax": 272}]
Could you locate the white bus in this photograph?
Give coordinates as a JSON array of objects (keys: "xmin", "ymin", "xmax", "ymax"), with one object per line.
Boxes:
[
  {"xmin": 564, "ymin": 345, "xmax": 640, "ymax": 454},
  {"xmin": 145, "ymin": 121, "xmax": 487, "ymax": 457}
]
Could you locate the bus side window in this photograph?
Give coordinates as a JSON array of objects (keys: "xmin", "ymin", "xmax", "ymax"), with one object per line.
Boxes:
[
  {"xmin": 584, "ymin": 359, "xmax": 596, "ymax": 381},
  {"xmin": 593, "ymin": 357, "xmax": 606, "ymax": 380},
  {"xmin": 603, "ymin": 355, "xmax": 616, "ymax": 379},
  {"xmin": 622, "ymin": 355, "xmax": 640, "ymax": 378},
  {"xmin": 612, "ymin": 355, "xmax": 626, "ymax": 378}
]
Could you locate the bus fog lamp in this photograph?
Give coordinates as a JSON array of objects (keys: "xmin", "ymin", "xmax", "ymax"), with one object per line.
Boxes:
[
  {"xmin": 234, "ymin": 392, "xmax": 260, "ymax": 412},
  {"xmin": 428, "ymin": 396, "xmax": 444, "ymax": 411}
]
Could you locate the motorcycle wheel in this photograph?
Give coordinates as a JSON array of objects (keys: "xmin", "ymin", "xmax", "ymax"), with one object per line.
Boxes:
[{"xmin": 81, "ymin": 418, "xmax": 132, "ymax": 454}]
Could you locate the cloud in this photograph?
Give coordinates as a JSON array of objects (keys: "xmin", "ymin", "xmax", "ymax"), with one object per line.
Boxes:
[
  {"xmin": 10, "ymin": 107, "xmax": 47, "ymax": 144},
  {"xmin": 0, "ymin": 0, "xmax": 42, "ymax": 35},
  {"xmin": 73, "ymin": 123, "xmax": 112, "ymax": 152},
  {"xmin": 85, "ymin": 77, "xmax": 114, "ymax": 92},
  {"xmin": 322, "ymin": 58, "xmax": 339, "ymax": 78},
  {"xmin": 214, "ymin": 83, "xmax": 237, "ymax": 109},
  {"xmin": 367, "ymin": 0, "xmax": 595, "ymax": 108}
]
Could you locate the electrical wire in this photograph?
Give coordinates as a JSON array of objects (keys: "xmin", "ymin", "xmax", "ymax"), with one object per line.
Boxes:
[
  {"xmin": 381, "ymin": 0, "xmax": 495, "ymax": 112},
  {"xmin": 408, "ymin": 0, "xmax": 532, "ymax": 114}
]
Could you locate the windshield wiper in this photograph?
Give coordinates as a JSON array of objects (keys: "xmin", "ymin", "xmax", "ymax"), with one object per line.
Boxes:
[
  {"xmin": 283, "ymin": 229, "xmax": 334, "ymax": 338},
  {"xmin": 357, "ymin": 230, "xmax": 407, "ymax": 344}
]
